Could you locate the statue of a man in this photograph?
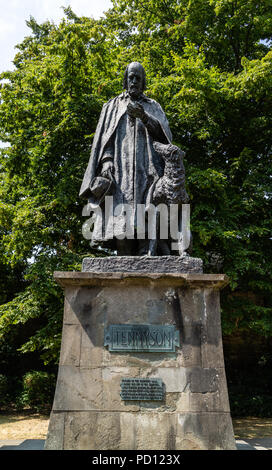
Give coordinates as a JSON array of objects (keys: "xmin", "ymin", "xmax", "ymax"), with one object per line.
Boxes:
[{"xmin": 80, "ymin": 62, "xmax": 188, "ymax": 255}]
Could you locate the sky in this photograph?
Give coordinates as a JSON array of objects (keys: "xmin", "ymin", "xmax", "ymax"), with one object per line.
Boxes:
[{"xmin": 0, "ymin": 0, "xmax": 113, "ymax": 73}]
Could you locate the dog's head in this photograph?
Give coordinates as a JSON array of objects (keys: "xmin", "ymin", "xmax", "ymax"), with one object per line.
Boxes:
[{"xmin": 153, "ymin": 142, "xmax": 185, "ymax": 161}]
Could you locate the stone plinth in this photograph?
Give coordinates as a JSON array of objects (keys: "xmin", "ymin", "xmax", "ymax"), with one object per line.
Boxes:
[
  {"xmin": 45, "ymin": 258, "xmax": 236, "ymax": 450},
  {"xmin": 82, "ymin": 255, "xmax": 203, "ymax": 274}
]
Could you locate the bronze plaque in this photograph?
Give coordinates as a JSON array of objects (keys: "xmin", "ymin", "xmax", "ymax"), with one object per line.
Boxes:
[
  {"xmin": 120, "ymin": 378, "xmax": 165, "ymax": 401},
  {"xmin": 104, "ymin": 324, "xmax": 180, "ymax": 352}
]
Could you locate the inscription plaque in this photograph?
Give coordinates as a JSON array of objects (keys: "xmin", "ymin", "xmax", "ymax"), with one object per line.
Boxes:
[
  {"xmin": 120, "ymin": 378, "xmax": 165, "ymax": 401},
  {"xmin": 104, "ymin": 324, "xmax": 180, "ymax": 352}
]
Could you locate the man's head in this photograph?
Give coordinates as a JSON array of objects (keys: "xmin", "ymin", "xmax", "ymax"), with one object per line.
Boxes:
[{"xmin": 123, "ymin": 62, "xmax": 146, "ymax": 99}]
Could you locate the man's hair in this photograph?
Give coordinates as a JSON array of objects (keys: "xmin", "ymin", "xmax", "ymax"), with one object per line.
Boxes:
[{"xmin": 123, "ymin": 62, "xmax": 146, "ymax": 91}]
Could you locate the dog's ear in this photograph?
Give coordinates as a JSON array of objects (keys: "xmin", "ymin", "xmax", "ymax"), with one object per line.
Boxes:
[{"xmin": 153, "ymin": 141, "xmax": 171, "ymax": 156}]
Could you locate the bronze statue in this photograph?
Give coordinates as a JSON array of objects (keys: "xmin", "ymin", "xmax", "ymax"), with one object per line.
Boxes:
[{"xmin": 80, "ymin": 62, "xmax": 189, "ymax": 255}]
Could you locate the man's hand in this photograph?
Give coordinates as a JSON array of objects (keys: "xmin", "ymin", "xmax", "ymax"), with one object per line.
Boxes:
[
  {"xmin": 101, "ymin": 160, "xmax": 114, "ymax": 179},
  {"xmin": 127, "ymin": 101, "xmax": 146, "ymax": 121}
]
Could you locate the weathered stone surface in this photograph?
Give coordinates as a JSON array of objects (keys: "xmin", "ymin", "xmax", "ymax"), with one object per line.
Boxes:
[
  {"xmin": 176, "ymin": 368, "xmax": 230, "ymax": 414},
  {"xmin": 45, "ymin": 265, "xmax": 236, "ymax": 450},
  {"xmin": 80, "ymin": 322, "xmax": 104, "ymax": 368},
  {"xmin": 59, "ymin": 324, "xmax": 81, "ymax": 366},
  {"xmin": 82, "ymin": 255, "xmax": 203, "ymax": 273},
  {"xmin": 146, "ymin": 367, "xmax": 187, "ymax": 393},
  {"xmin": 176, "ymin": 413, "xmax": 237, "ymax": 450},
  {"xmin": 102, "ymin": 367, "xmax": 140, "ymax": 411},
  {"xmin": 54, "ymin": 270, "xmax": 229, "ymax": 289},
  {"xmin": 189, "ymin": 367, "xmax": 218, "ymax": 393},
  {"xmin": 45, "ymin": 411, "xmax": 236, "ymax": 450},
  {"xmin": 64, "ymin": 412, "xmax": 122, "ymax": 450},
  {"xmin": 44, "ymin": 411, "xmax": 64, "ymax": 450},
  {"xmin": 52, "ymin": 366, "xmax": 103, "ymax": 411}
]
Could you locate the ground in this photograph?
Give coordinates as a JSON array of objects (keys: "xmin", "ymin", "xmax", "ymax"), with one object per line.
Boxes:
[
  {"xmin": 232, "ymin": 417, "xmax": 272, "ymax": 439},
  {"xmin": 0, "ymin": 411, "xmax": 49, "ymax": 439},
  {"xmin": 0, "ymin": 411, "xmax": 272, "ymax": 440}
]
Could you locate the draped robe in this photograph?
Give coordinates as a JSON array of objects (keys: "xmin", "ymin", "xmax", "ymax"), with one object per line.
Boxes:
[{"xmin": 79, "ymin": 92, "xmax": 172, "ymax": 246}]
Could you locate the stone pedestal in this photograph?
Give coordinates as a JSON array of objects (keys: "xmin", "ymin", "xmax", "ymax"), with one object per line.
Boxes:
[{"xmin": 45, "ymin": 257, "xmax": 236, "ymax": 450}]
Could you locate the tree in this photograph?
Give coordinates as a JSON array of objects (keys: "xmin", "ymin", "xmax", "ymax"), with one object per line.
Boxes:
[
  {"xmin": 0, "ymin": 3, "xmax": 271, "ymax": 406},
  {"xmin": 104, "ymin": 0, "xmax": 272, "ymax": 337},
  {"xmin": 0, "ymin": 10, "xmax": 121, "ymax": 366}
]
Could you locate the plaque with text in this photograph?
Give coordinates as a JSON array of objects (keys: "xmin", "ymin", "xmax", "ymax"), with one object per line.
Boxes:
[
  {"xmin": 120, "ymin": 378, "xmax": 165, "ymax": 401},
  {"xmin": 104, "ymin": 324, "xmax": 180, "ymax": 352}
]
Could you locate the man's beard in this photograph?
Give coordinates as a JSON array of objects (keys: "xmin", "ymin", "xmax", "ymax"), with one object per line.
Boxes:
[{"xmin": 128, "ymin": 86, "xmax": 142, "ymax": 100}]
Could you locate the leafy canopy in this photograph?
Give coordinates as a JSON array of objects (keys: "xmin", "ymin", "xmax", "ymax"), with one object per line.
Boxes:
[{"xmin": 0, "ymin": 2, "xmax": 271, "ymax": 366}]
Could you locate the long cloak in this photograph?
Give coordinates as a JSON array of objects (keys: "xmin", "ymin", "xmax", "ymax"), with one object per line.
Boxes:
[{"xmin": 79, "ymin": 92, "xmax": 172, "ymax": 245}]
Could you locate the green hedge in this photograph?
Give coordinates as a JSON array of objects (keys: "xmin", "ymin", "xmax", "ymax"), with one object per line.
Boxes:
[
  {"xmin": 0, "ymin": 374, "xmax": 9, "ymax": 406},
  {"xmin": 18, "ymin": 371, "xmax": 56, "ymax": 412},
  {"xmin": 229, "ymin": 392, "xmax": 272, "ymax": 418}
]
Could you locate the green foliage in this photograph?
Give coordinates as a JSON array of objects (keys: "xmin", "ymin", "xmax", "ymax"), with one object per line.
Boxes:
[
  {"xmin": 228, "ymin": 358, "xmax": 272, "ymax": 417},
  {"xmin": 0, "ymin": 250, "xmax": 83, "ymax": 365},
  {"xmin": 0, "ymin": 12, "xmax": 118, "ymax": 367},
  {"xmin": 0, "ymin": 2, "xmax": 271, "ymax": 412},
  {"xmin": 110, "ymin": 0, "xmax": 272, "ymax": 71},
  {"xmin": 18, "ymin": 371, "xmax": 56, "ymax": 412},
  {"xmin": 0, "ymin": 374, "xmax": 9, "ymax": 406},
  {"xmin": 229, "ymin": 392, "xmax": 272, "ymax": 418}
]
